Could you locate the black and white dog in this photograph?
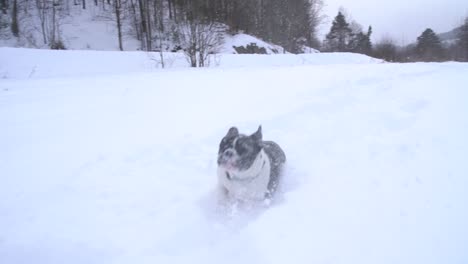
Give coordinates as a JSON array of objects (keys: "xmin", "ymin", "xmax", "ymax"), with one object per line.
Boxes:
[{"xmin": 217, "ymin": 126, "xmax": 286, "ymax": 202}]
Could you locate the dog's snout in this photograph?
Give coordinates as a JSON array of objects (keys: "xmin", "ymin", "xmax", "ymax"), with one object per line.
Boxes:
[{"xmin": 217, "ymin": 149, "xmax": 235, "ymax": 165}]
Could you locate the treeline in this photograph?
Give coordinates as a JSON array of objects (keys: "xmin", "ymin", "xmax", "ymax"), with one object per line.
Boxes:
[
  {"xmin": 1, "ymin": 0, "xmax": 467, "ymax": 63},
  {"xmin": 373, "ymin": 24, "xmax": 468, "ymax": 62},
  {"xmin": 0, "ymin": 0, "xmax": 323, "ymax": 53},
  {"xmin": 323, "ymin": 11, "xmax": 468, "ymax": 62},
  {"xmin": 176, "ymin": 0, "xmax": 323, "ymax": 52}
]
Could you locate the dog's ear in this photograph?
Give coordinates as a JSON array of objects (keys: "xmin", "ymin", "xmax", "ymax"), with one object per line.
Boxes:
[
  {"xmin": 251, "ymin": 125, "xmax": 262, "ymax": 142},
  {"xmin": 226, "ymin": 127, "xmax": 239, "ymax": 138}
]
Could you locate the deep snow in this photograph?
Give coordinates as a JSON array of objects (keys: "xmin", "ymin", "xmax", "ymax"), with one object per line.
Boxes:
[{"xmin": 1, "ymin": 49, "xmax": 468, "ymax": 264}]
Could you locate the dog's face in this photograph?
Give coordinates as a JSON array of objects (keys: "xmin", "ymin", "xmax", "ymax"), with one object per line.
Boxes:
[{"xmin": 217, "ymin": 126, "xmax": 263, "ymax": 172}]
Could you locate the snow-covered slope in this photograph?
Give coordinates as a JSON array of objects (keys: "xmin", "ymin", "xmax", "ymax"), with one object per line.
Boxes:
[
  {"xmin": 1, "ymin": 50, "xmax": 467, "ymax": 264},
  {"xmin": 0, "ymin": 2, "xmax": 300, "ymax": 54},
  {"xmin": 0, "ymin": 47, "xmax": 381, "ymax": 79},
  {"xmin": 221, "ymin": 33, "xmax": 288, "ymax": 54},
  {"xmin": 59, "ymin": 7, "xmax": 141, "ymax": 51},
  {"xmin": 0, "ymin": 1, "xmax": 289, "ymax": 55},
  {"xmin": 0, "ymin": 3, "xmax": 135, "ymax": 50}
]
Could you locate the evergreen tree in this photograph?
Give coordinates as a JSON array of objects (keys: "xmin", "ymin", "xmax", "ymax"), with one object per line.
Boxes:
[
  {"xmin": 456, "ymin": 18, "xmax": 468, "ymax": 61},
  {"xmin": 324, "ymin": 11, "xmax": 352, "ymax": 52},
  {"xmin": 415, "ymin": 28, "xmax": 444, "ymax": 61},
  {"xmin": 351, "ymin": 26, "xmax": 372, "ymax": 55},
  {"xmin": 362, "ymin": 26, "xmax": 372, "ymax": 54}
]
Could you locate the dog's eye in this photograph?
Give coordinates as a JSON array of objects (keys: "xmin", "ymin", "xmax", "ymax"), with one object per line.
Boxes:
[
  {"xmin": 237, "ymin": 146, "xmax": 247, "ymax": 155},
  {"xmin": 220, "ymin": 138, "xmax": 229, "ymax": 146},
  {"xmin": 236, "ymin": 143, "xmax": 250, "ymax": 155}
]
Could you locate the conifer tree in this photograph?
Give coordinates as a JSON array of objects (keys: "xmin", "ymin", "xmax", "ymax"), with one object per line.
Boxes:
[
  {"xmin": 324, "ymin": 11, "xmax": 352, "ymax": 52},
  {"xmin": 456, "ymin": 18, "xmax": 468, "ymax": 61},
  {"xmin": 416, "ymin": 28, "xmax": 444, "ymax": 61},
  {"xmin": 351, "ymin": 26, "xmax": 372, "ymax": 55}
]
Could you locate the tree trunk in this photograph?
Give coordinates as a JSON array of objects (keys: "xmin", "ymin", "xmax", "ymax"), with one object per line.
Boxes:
[
  {"xmin": 145, "ymin": 0, "xmax": 152, "ymax": 50},
  {"xmin": 36, "ymin": 0, "xmax": 48, "ymax": 44},
  {"xmin": 1, "ymin": 0, "xmax": 7, "ymax": 15},
  {"xmin": 172, "ymin": 1, "xmax": 177, "ymax": 22},
  {"xmin": 167, "ymin": 0, "xmax": 172, "ymax": 19},
  {"xmin": 137, "ymin": 0, "xmax": 147, "ymax": 50},
  {"xmin": 51, "ymin": 1, "xmax": 56, "ymax": 45},
  {"xmin": 82, "ymin": 0, "xmax": 86, "ymax": 9},
  {"xmin": 114, "ymin": 0, "xmax": 123, "ymax": 51},
  {"xmin": 158, "ymin": 34, "xmax": 165, "ymax": 68},
  {"xmin": 129, "ymin": 0, "xmax": 141, "ymax": 41},
  {"xmin": 11, "ymin": 0, "xmax": 19, "ymax": 37}
]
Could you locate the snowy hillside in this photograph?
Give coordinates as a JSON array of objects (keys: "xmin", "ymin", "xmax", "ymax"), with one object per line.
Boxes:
[
  {"xmin": 0, "ymin": 2, "xmax": 293, "ymax": 55},
  {"xmin": 1, "ymin": 49, "xmax": 468, "ymax": 264},
  {"xmin": 0, "ymin": 1, "xmax": 287, "ymax": 54}
]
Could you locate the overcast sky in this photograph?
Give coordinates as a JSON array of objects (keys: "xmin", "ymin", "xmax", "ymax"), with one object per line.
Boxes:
[{"xmin": 319, "ymin": 0, "xmax": 468, "ymax": 45}]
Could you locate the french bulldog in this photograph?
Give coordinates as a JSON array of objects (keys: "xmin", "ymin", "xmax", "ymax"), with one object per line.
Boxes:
[{"xmin": 217, "ymin": 126, "xmax": 286, "ymax": 202}]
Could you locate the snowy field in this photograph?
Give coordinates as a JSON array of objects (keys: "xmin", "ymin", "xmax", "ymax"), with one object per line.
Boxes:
[
  {"xmin": 0, "ymin": 48, "xmax": 369, "ymax": 79},
  {"xmin": 1, "ymin": 48, "xmax": 468, "ymax": 264}
]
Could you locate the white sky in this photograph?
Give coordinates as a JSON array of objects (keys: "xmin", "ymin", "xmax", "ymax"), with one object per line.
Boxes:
[{"xmin": 319, "ymin": 0, "xmax": 468, "ymax": 45}]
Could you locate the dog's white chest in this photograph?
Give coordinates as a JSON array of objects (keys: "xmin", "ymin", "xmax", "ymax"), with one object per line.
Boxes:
[{"xmin": 217, "ymin": 150, "xmax": 271, "ymax": 201}]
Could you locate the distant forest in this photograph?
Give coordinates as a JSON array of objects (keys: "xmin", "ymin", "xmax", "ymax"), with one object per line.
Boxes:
[
  {"xmin": 1, "ymin": 0, "xmax": 467, "ymax": 63},
  {"xmin": 323, "ymin": 11, "xmax": 468, "ymax": 62}
]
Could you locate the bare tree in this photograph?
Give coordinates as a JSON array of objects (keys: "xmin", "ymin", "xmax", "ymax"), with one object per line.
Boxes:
[
  {"xmin": 136, "ymin": 0, "xmax": 151, "ymax": 50},
  {"xmin": 36, "ymin": 0, "xmax": 49, "ymax": 44},
  {"xmin": 308, "ymin": 0, "xmax": 325, "ymax": 48},
  {"xmin": 34, "ymin": 0, "xmax": 65, "ymax": 48},
  {"xmin": 177, "ymin": 19, "xmax": 224, "ymax": 67},
  {"xmin": 154, "ymin": 0, "xmax": 165, "ymax": 67},
  {"xmin": 127, "ymin": 0, "xmax": 140, "ymax": 40},
  {"xmin": 374, "ymin": 37, "xmax": 398, "ymax": 62}
]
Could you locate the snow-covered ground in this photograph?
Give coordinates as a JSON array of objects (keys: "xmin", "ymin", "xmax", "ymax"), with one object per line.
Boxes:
[
  {"xmin": 1, "ymin": 49, "xmax": 468, "ymax": 264},
  {"xmin": 0, "ymin": 47, "xmax": 380, "ymax": 79}
]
